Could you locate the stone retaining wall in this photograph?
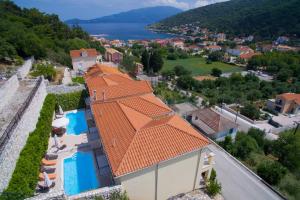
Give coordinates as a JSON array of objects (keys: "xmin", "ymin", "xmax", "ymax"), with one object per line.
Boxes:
[
  {"xmin": 47, "ymin": 84, "xmax": 85, "ymax": 94},
  {"xmin": 0, "ymin": 75, "xmax": 19, "ymax": 111},
  {"xmin": 17, "ymin": 57, "xmax": 34, "ymax": 80},
  {"xmin": 0, "ymin": 79, "xmax": 47, "ymax": 192},
  {"xmin": 68, "ymin": 185, "xmax": 122, "ymax": 200}
]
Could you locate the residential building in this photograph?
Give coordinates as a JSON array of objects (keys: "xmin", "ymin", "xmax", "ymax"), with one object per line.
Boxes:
[
  {"xmin": 215, "ymin": 33, "xmax": 226, "ymax": 42},
  {"xmin": 275, "ymin": 36, "xmax": 289, "ymax": 45},
  {"xmin": 105, "ymin": 48, "xmax": 123, "ymax": 64},
  {"xmin": 171, "ymin": 40, "xmax": 185, "ymax": 49},
  {"xmin": 191, "ymin": 108, "xmax": 238, "ymax": 141},
  {"xmin": 240, "ymin": 52, "xmax": 261, "ymax": 61},
  {"xmin": 275, "ymin": 45, "xmax": 297, "ymax": 52},
  {"xmin": 134, "ymin": 62, "xmax": 144, "ymax": 76},
  {"xmin": 70, "ymin": 48, "xmax": 100, "ymax": 73},
  {"xmin": 226, "ymin": 46, "xmax": 254, "ymax": 56},
  {"xmin": 205, "ymin": 45, "xmax": 222, "ymax": 52},
  {"xmin": 267, "ymin": 93, "xmax": 300, "ymax": 115},
  {"xmin": 84, "ymin": 64, "xmax": 215, "ymax": 200}
]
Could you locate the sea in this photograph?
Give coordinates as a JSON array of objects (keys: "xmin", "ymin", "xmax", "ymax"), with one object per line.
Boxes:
[{"xmin": 76, "ymin": 23, "xmax": 174, "ymax": 41}]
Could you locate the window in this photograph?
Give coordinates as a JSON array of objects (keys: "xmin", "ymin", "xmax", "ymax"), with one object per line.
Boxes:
[{"xmin": 229, "ymin": 128, "xmax": 234, "ymax": 134}]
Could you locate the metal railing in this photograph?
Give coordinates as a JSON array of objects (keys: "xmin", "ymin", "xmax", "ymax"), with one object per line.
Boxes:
[{"xmin": 0, "ymin": 77, "xmax": 43, "ymax": 155}]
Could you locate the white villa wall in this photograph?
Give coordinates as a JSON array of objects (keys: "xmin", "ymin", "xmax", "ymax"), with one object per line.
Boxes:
[
  {"xmin": 116, "ymin": 149, "xmax": 212, "ymax": 200},
  {"xmin": 0, "ymin": 79, "xmax": 47, "ymax": 192},
  {"xmin": 72, "ymin": 57, "xmax": 97, "ymax": 73},
  {"xmin": 0, "ymin": 75, "xmax": 19, "ymax": 111}
]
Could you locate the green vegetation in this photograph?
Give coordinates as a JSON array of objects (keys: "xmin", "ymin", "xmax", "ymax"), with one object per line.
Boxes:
[
  {"xmin": 156, "ymin": 0, "xmax": 300, "ymax": 38},
  {"xmin": 154, "ymin": 83, "xmax": 196, "ymax": 105},
  {"xmin": 0, "ymin": 1, "xmax": 104, "ymax": 66},
  {"xmin": 211, "ymin": 68, "xmax": 222, "ymax": 77},
  {"xmin": 248, "ymin": 51, "xmax": 300, "ymax": 81},
  {"xmin": 31, "ymin": 63, "xmax": 56, "ymax": 81},
  {"xmin": 206, "ymin": 168, "xmax": 222, "ymax": 197},
  {"xmin": 162, "ymin": 57, "xmax": 241, "ymax": 76},
  {"xmin": 94, "ymin": 191, "xmax": 130, "ymax": 200},
  {"xmin": 1, "ymin": 95, "xmax": 56, "ymax": 199},
  {"xmin": 240, "ymin": 103, "xmax": 260, "ymax": 120},
  {"xmin": 55, "ymin": 90, "xmax": 88, "ymax": 111},
  {"xmin": 141, "ymin": 49, "xmax": 164, "ymax": 74},
  {"xmin": 219, "ymin": 128, "xmax": 300, "ymax": 199},
  {"xmin": 72, "ymin": 77, "xmax": 85, "ymax": 84}
]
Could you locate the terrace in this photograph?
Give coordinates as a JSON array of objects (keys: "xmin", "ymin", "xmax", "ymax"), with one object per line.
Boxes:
[{"xmin": 39, "ymin": 108, "xmax": 114, "ymax": 197}]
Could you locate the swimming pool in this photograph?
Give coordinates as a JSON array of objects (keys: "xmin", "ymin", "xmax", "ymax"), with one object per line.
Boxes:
[
  {"xmin": 63, "ymin": 151, "xmax": 100, "ymax": 195},
  {"xmin": 66, "ymin": 110, "xmax": 88, "ymax": 135}
]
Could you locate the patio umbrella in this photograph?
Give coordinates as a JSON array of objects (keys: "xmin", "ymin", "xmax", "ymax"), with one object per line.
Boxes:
[
  {"xmin": 53, "ymin": 135, "xmax": 59, "ymax": 148},
  {"xmin": 43, "ymin": 172, "xmax": 52, "ymax": 188},
  {"xmin": 52, "ymin": 117, "xmax": 69, "ymax": 128},
  {"xmin": 58, "ymin": 105, "xmax": 64, "ymax": 115}
]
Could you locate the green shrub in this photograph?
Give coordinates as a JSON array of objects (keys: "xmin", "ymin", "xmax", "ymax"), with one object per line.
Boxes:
[
  {"xmin": 210, "ymin": 168, "xmax": 217, "ymax": 181},
  {"xmin": 1, "ymin": 95, "xmax": 56, "ymax": 199},
  {"xmin": 257, "ymin": 160, "xmax": 287, "ymax": 185},
  {"xmin": 55, "ymin": 90, "xmax": 88, "ymax": 111},
  {"xmin": 31, "ymin": 63, "xmax": 56, "ymax": 81},
  {"xmin": 72, "ymin": 77, "xmax": 85, "ymax": 84},
  {"xmin": 206, "ymin": 179, "xmax": 222, "ymax": 197},
  {"xmin": 109, "ymin": 191, "xmax": 130, "ymax": 200}
]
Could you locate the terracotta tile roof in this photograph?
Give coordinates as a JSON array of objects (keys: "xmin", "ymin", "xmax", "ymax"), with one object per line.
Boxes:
[
  {"xmin": 92, "ymin": 102, "xmax": 209, "ymax": 177},
  {"xmin": 278, "ymin": 93, "xmax": 300, "ymax": 105},
  {"xmin": 240, "ymin": 52, "xmax": 261, "ymax": 60},
  {"xmin": 106, "ymin": 48, "xmax": 123, "ymax": 55},
  {"xmin": 85, "ymin": 64, "xmax": 125, "ymax": 79},
  {"xmin": 85, "ymin": 68, "xmax": 152, "ymax": 101},
  {"xmin": 70, "ymin": 48, "xmax": 98, "ymax": 59},
  {"xmin": 192, "ymin": 108, "xmax": 237, "ymax": 135}
]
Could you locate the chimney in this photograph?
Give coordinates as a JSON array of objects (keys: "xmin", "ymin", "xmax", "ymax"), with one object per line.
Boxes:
[{"xmin": 93, "ymin": 90, "xmax": 97, "ymax": 101}]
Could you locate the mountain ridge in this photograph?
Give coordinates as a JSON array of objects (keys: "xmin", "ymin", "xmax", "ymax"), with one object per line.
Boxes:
[
  {"xmin": 155, "ymin": 0, "xmax": 300, "ymax": 38},
  {"xmin": 65, "ymin": 6, "xmax": 182, "ymax": 24}
]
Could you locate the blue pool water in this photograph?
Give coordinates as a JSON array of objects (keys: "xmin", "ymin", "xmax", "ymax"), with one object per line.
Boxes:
[
  {"xmin": 64, "ymin": 151, "xmax": 100, "ymax": 195},
  {"xmin": 66, "ymin": 111, "xmax": 88, "ymax": 135}
]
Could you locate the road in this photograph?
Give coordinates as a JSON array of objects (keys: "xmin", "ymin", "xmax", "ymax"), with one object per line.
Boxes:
[{"xmin": 208, "ymin": 144, "xmax": 283, "ymax": 200}]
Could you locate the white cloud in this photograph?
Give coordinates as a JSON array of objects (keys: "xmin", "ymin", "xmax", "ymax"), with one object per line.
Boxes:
[
  {"xmin": 194, "ymin": 0, "xmax": 229, "ymax": 8},
  {"xmin": 152, "ymin": 0, "xmax": 190, "ymax": 10}
]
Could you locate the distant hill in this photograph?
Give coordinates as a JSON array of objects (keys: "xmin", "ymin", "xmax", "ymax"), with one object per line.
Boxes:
[
  {"xmin": 65, "ymin": 6, "xmax": 182, "ymax": 24},
  {"xmin": 155, "ymin": 0, "xmax": 300, "ymax": 38}
]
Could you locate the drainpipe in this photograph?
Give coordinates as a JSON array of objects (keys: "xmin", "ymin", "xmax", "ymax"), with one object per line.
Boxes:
[
  {"xmin": 155, "ymin": 163, "xmax": 158, "ymax": 200},
  {"xmin": 193, "ymin": 148, "xmax": 202, "ymax": 191}
]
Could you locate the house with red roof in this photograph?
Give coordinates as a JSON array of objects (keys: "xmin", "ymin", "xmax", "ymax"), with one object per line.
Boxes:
[
  {"xmin": 70, "ymin": 48, "xmax": 101, "ymax": 73},
  {"xmin": 84, "ymin": 64, "xmax": 215, "ymax": 200},
  {"xmin": 191, "ymin": 108, "xmax": 238, "ymax": 141},
  {"xmin": 267, "ymin": 93, "xmax": 300, "ymax": 115}
]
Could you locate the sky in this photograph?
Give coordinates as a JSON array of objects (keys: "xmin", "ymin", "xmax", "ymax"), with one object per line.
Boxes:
[{"xmin": 13, "ymin": 0, "xmax": 228, "ymax": 20}]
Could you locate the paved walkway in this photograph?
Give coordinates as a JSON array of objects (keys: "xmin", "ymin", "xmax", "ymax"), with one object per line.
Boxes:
[{"xmin": 208, "ymin": 144, "xmax": 283, "ymax": 200}]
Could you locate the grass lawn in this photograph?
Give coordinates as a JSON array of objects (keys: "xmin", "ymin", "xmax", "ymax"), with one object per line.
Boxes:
[{"xmin": 162, "ymin": 57, "xmax": 243, "ymax": 76}]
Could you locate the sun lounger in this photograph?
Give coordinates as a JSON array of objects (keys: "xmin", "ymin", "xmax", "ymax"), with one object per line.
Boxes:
[
  {"xmin": 42, "ymin": 158, "xmax": 57, "ymax": 166},
  {"xmin": 39, "ymin": 173, "xmax": 56, "ymax": 181},
  {"xmin": 37, "ymin": 181, "xmax": 55, "ymax": 191},
  {"xmin": 45, "ymin": 153, "xmax": 58, "ymax": 160},
  {"xmin": 41, "ymin": 166, "xmax": 56, "ymax": 174}
]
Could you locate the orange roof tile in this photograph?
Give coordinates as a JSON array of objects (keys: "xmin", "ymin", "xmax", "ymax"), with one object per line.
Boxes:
[
  {"xmin": 85, "ymin": 64, "xmax": 125, "ymax": 79},
  {"xmin": 278, "ymin": 93, "xmax": 300, "ymax": 105},
  {"xmin": 70, "ymin": 48, "xmax": 98, "ymax": 59},
  {"xmin": 92, "ymin": 102, "xmax": 209, "ymax": 177}
]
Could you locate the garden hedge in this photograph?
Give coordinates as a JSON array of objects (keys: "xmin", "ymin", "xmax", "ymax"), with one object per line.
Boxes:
[
  {"xmin": 1, "ymin": 94, "xmax": 56, "ymax": 199},
  {"xmin": 55, "ymin": 90, "xmax": 88, "ymax": 111}
]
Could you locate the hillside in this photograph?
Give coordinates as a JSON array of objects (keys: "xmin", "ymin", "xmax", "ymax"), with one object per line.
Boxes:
[
  {"xmin": 65, "ymin": 6, "xmax": 182, "ymax": 24},
  {"xmin": 155, "ymin": 0, "xmax": 300, "ymax": 38},
  {"xmin": 0, "ymin": 1, "xmax": 104, "ymax": 67}
]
